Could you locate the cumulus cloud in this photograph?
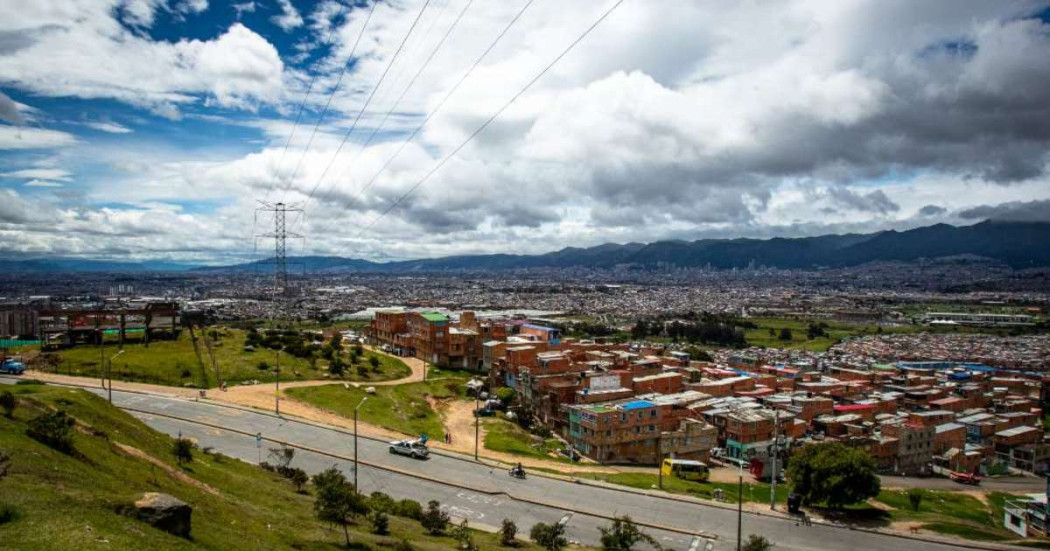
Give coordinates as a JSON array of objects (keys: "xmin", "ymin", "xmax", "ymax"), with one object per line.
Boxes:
[
  {"xmin": 271, "ymin": 0, "xmax": 304, "ymax": 31},
  {"xmin": 0, "ymin": 2, "xmax": 286, "ymax": 115}
]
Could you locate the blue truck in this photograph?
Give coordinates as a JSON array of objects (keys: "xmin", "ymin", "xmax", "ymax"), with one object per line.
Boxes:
[{"xmin": 0, "ymin": 358, "xmax": 26, "ymax": 375}]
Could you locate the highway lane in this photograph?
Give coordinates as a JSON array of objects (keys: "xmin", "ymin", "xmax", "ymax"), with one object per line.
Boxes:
[
  {"xmin": 107, "ymin": 390, "xmax": 1012, "ymax": 551},
  {"xmin": 0, "ymin": 378, "xmax": 1021, "ymax": 551}
]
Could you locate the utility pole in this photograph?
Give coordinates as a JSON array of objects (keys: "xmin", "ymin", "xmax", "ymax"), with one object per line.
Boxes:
[
  {"xmin": 99, "ymin": 330, "xmax": 105, "ymax": 388},
  {"xmin": 354, "ymin": 396, "xmax": 368, "ymax": 489},
  {"xmin": 737, "ymin": 460, "xmax": 743, "ymax": 551},
  {"xmin": 275, "ymin": 349, "xmax": 281, "ymax": 416},
  {"xmin": 474, "ymin": 382, "xmax": 480, "ymax": 461},
  {"xmin": 770, "ymin": 407, "xmax": 780, "ymax": 510},
  {"xmin": 106, "ymin": 349, "xmax": 124, "ymax": 404}
]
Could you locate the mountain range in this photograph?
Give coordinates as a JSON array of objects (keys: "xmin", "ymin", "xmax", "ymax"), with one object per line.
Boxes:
[{"xmin": 5, "ymin": 220, "xmax": 1049, "ymax": 273}]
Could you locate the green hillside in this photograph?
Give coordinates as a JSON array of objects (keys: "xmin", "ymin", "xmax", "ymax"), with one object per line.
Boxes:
[{"xmin": 0, "ymin": 384, "xmax": 541, "ymax": 550}]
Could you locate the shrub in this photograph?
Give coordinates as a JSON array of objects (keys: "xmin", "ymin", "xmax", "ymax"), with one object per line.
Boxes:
[
  {"xmin": 495, "ymin": 387, "xmax": 516, "ymax": 406},
  {"xmin": 530, "ymin": 522, "xmax": 567, "ymax": 551},
  {"xmin": 420, "ymin": 500, "xmax": 450, "ymax": 535},
  {"xmin": 369, "ymin": 491, "xmax": 396, "ymax": 513},
  {"xmin": 742, "ymin": 534, "xmax": 773, "ymax": 551},
  {"xmin": 454, "ymin": 518, "xmax": 478, "ymax": 551},
  {"xmin": 356, "ymin": 365, "xmax": 369, "ymax": 377},
  {"xmin": 395, "ymin": 498, "xmax": 423, "ymax": 520},
  {"xmin": 599, "ymin": 516, "xmax": 657, "ymax": 550},
  {"xmin": 395, "ymin": 538, "xmax": 414, "ymax": 551},
  {"xmin": 0, "ymin": 391, "xmax": 15, "ymax": 418},
  {"xmin": 172, "ymin": 437, "xmax": 194, "ymax": 466},
  {"xmin": 907, "ymin": 488, "xmax": 925, "ymax": 512},
  {"xmin": 371, "ymin": 511, "xmax": 390, "ymax": 535},
  {"xmin": 26, "ymin": 410, "xmax": 75, "ymax": 453},
  {"xmin": 290, "ymin": 468, "xmax": 309, "ymax": 493},
  {"xmin": 499, "ymin": 519, "xmax": 518, "ymax": 547},
  {"xmin": 257, "ymin": 360, "xmax": 269, "ymax": 371},
  {"xmin": 0, "ymin": 504, "xmax": 19, "ymax": 525},
  {"xmin": 369, "ymin": 356, "xmax": 380, "ymax": 371}
]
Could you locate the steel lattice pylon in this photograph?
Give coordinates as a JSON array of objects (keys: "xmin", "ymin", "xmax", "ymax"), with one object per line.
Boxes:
[{"xmin": 256, "ymin": 201, "xmax": 303, "ymax": 320}]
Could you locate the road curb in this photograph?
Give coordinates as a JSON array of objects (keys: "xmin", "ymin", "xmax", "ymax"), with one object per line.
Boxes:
[{"xmin": 123, "ymin": 405, "xmax": 720, "ymax": 541}]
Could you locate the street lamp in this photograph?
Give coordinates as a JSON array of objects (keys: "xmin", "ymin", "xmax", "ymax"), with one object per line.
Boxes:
[
  {"xmin": 354, "ymin": 396, "xmax": 368, "ymax": 490},
  {"xmin": 107, "ymin": 349, "xmax": 125, "ymax": 404},
  {"xmin": 737, "ymin": 458, "xmax": 744, "ymax": 551},
  {"xmin": 474, "ymin": 379, "xmax": 481, "ymax": 461}
]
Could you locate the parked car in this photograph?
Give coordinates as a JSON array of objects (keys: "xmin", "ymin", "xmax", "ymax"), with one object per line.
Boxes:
[
  {"xmin": 950, "ymin": 471, "xmax": 981, "ymax": 485},
  {"xmin": 473, "ymin": 407, "xmax": 495, "ymax": 417},
  {"xmin": 388, "ymin": 439, "xmax": 429, "ymax": 459},
  {"xmin": 0, "ymin": 358, "xmax": 25, "ymax": 375}
]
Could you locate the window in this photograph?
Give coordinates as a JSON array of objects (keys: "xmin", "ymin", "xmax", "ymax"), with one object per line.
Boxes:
[
  {"xmin": 649, "ymin": 424, "xmax": 655, "ymax": 432},
  {"xmin": 650, "ymin": 409, "xmax": 657, "ymax": 418}
]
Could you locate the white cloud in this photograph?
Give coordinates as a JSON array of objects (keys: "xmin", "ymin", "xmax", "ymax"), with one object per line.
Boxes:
[
  {"xmin": 0, "ymin": 1, "xmax": 287, "ymax": 115},
  {"xmin": 84, "ymin": 121, "xmax": 133, "ymax": 134},
  {"xmin": 1, "ymin": 168, "xmax": 73, "ymax": 181},
  {"xmin": 271, "ymin": 0, "xmax": 304, "ymax": 31},
  {"xmin": 0, "ymin": 126, "xmax": 77, "ymax": 150},
  {"xmin": 23, "ymin": 179, "xmax": 64, "ymax": 187}
]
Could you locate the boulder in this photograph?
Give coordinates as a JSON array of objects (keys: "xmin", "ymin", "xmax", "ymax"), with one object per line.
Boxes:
[{"xmin": 133, "ymin": 492, "xmax": 191, "ymax": 537}]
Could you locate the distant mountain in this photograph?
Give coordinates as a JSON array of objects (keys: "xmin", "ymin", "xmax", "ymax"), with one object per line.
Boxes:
[
  {"xmin": 0, "ymin": 258, "xmax": 200, "ymax": 273},
  {"xmin": 11, "ymin": 220, "xmax": 1050, "ymax": 274}
]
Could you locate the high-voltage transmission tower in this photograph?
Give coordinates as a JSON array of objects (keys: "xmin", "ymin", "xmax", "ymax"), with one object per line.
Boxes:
[{"xmin": 256, "ymin": 201, "xmax": 303, "ymax": 321}]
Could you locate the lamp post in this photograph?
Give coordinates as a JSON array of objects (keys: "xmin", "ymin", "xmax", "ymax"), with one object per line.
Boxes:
[
  {"xmin": 474, "ymin": 382, "xmax": 480, "ymax": 461},
  {"xmin": 107, "ymin": 349, "xmax": 124, "ymax": 404},
  {"xmin": 770, "ymin": 407, "xmax": 780, "ymax": 510},
  {"xmin": 737, "ymin": 458, "xmax": 744, "ymax": 551},
  {"xmin": 354, "ymin": 396, "xmax": 368, "ymax": 489},
  {"xmin": 274, "ymin": 349, "xmax": 281, "ymax": 416}
]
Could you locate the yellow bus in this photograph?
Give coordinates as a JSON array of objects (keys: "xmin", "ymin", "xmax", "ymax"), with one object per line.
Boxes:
[{"xmin": 661, "ymin": 458, "xmax": 710, "ymax": 482}]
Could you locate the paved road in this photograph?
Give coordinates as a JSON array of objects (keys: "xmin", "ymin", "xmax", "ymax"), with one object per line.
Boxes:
[
  {"xmin": 881, "ymin": 474, "xmax": 1044, "ymax": 492},
  {"xmin": 1, "ymin": 377, "xmax": 1027, "ymax": 550}
]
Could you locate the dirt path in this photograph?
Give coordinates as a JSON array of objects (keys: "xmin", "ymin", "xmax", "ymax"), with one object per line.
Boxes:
[{"xmin": 114, "ymin": 442, "xmax": 220, "ymax": 496}]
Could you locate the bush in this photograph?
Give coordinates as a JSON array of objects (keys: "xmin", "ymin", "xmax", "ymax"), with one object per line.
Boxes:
[
  {"xmin": 369, "ymin": 491, "xmax": 396, "ymax": 514},
  {"xmin": 499, "ymin": 519, "xmax": 518, "ymax": 546},
  {"xmin": 290, "ymin": 468, "xmax": 309, "ymax": 493},
  {"xmin": 495, "ymin": 387, "xmax": 516, "ymax": 407},
  {"xmin": 0, "ymin": 391, "xmax": 15, "ymax": 418},
  {"xmin": 907, "ymin": 488, "xmax": 925, "ymax": 512},
  {"xmin": 395, "ymin": 538, "xmax": 414, "ymax": 551},
  {"xmin": 420, "ymin": 500, "xmax": 450, "ymax": 535},
  {"xmin": 172, "ymin": 437, "xmax": 194, "ymax": 466},
  {"xmin": 0, "ymin": 504, "xmax": 19, "ymax": 525},
  {"xmin": 257, "ymin": 360, "xmax": 269, "ymax": 371},
  {"xmin": 742, "ymin": 534, "xmax": 773, "ymax": 551},
  {"xmin": 395, "ymin": 498, "xmax": 423, "ymax": 520},
  {"xmin": 454, "ymin": 518, "xmax": 478, "ymax": 551},
  {"xmin": 371, "ymin": 511, "xmax": 390, "ymax": 535},
  {"xmin": 26, "ymin": 410, "xmax": 75, "ymax": 453},
  {"xmin": 599, "ymin": 516, "xmax": 656, "ymax": 550},
  {"xmin": 530, "ymin": 522, "xmax": 567, "ymax": 551},
  {"xmin": 356, "ymin": 365, "xmax": 369, "ymax": 377},
  {"xmin": 369, "ymin": 356, "xmax": 380, "ymax": 371}
]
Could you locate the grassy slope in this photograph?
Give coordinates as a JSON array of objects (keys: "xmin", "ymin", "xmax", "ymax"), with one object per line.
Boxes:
[
  {"xmin": 37, "ymin": 329, "xmax": 409, "ymax": 388},
  {"xmin": 483, "ymin": 418, "xmax": 566, "ymax": 462},
  {"xmin": 742, "ymin": 317, "xmax": 924, "ymax": 352},
  {"xmin": 287, "ymin": 375, "xmax": 469, "ymax": 440},
  {"xmin": 0, "ymin": 384, "xmax": 547, "ymax": 550}
]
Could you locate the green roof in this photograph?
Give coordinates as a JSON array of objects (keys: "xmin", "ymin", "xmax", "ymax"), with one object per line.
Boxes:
[{"xmin": 420, "ymin": 312, "xmax": 449, "ymax": 322}]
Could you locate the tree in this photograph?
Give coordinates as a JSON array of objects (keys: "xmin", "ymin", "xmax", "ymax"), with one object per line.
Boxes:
[
  {"xmin": 499, "ymin": 519, "xmax": 518, "ymax": 547},
  {"xmin": 369, "ymin": 491, "xmax": 396, "ymax": 514},
  {"xmin": 495, "ymin": 387, "xmax": 516, "ymax": 407},
  {"xmin": 742, "ymin": 534, "xmax": 773, "ymax": 551},
  {"xmin": 329, "ymin": 356, "xmax": 345, "ymax": 377},
  {"xmin": 907, "ymin": 488, "xmax": 925, "ymax": 512},
  {"xmin": 778, "ymin": 328, "xmax": 793, "ymax": 341},
  {"xmin": 26, "ymin": 410, "xmax": 75, "ymax": 453},
  {"xmin": 599, "ymin": 516, "xmax": 660, "ymax": 550},
  {"xmin": 354, "ymin": 343, "xmax": 364, "ymax": 356},
  {"xmin": 172, "ymin": 437, "xmax": 194, "ymax": 466},
  {"xmin": 330, "ymin": 334, "xmax": 344, "ymax": 351},
  {"xmin": 786, "ymin": 442, "xmax": 880, "ymax": 509},
  {"xmin": 0, "ymin": 391, "xmax": 15, "ymax": 419},
  {"xmin": 529, "ymin": 522, "xmax": 567, "ymax": 551},
  {"xmin": 420, "ymin": 500, "xmax": 450, "ymax": 535},
  {"xmin": 454, "ymin": 518, "xmax": 478, "ymax": 551},
  {"xmin": 369, "ymin": 355, "xmax": 380, "ymax": 371},
  {"xmin": 371, "ymin": 511, "xmax": 390, "ymax": 535},
  {"xmin": 290, "ymin": 468, "xmax": 309, "ymax": 493},
  {"xmin": 313, "ymin": 467, "xmax": 369, "ymax": 547}
]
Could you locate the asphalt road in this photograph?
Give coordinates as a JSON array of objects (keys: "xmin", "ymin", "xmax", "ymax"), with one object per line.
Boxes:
[{"xmin": 1, "ymin": 377, "xmax": 1028, "ymax": 551}]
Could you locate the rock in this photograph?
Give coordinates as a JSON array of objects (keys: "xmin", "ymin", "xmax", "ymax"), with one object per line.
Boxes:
[{"xmin": 133, "ymin": 492, "xmax": 191, "ymax": 538}]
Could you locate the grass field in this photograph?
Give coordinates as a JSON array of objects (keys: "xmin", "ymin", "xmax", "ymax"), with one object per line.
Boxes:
[
  {"xmin": 483, "ymin": 418, "xmax": 566, "ymax": 461},
  {"xmin": 287, "ymin": 375, "xmax": 470, "ymax": 440},
  {"xmin": 742, "ymin": 317, "xmax": 921, "ymax": 351},
  {"xmin": 571, "ymin": 471, "xmax": 790, "ymax": 505},
  {"xmin": 31, "ymin": 328, "xmax": 409, "ymax": 388},
  {"xmin": 0, "ymin": 384, "xmax": 547, "ymax": 550}
]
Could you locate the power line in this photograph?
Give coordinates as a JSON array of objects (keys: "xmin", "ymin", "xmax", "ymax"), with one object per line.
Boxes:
[
  {"xmin": 292, "ymin": 0, "xmax": 434, "ymax": 210},
  {"xmin": 274, "ymin": 0, "xmax": 381, "ymax": 202},
  {"xmin": 259, "ymin": 0, "xmax": 351, "ymax": 204},
  {"xmin": 307, "ymin": 0, "xmax": 535, "ymax": 240},
  {"xmin": 300, "ymin": 0, "xmax": 477, "ymax": 228},
  {"xmin": 350, "ymin": 0, "xmax": 628, "ymax": 243}
]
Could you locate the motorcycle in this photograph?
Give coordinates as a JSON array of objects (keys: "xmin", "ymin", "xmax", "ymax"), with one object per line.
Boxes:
[{"xmin": 509, "ymin": 467, "xmax": 526, "ymax": 480}]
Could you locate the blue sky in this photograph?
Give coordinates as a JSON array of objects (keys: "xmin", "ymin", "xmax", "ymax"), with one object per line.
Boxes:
[{"xmin": 1, "ymin": 1, "xmax": 1050, "ymax": 264}]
